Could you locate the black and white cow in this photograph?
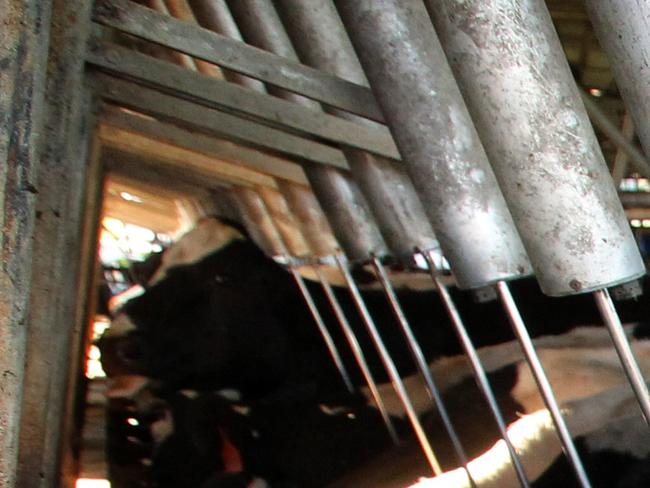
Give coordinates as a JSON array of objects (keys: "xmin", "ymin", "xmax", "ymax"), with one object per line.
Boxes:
[{"xmin": 99, "ymin": 216, "xmax": 650, "ymax": 487}]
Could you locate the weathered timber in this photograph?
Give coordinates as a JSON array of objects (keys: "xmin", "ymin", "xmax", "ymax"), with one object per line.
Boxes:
[
  {"xmin": 86, "ymin": 39, "xmax": 399, "ymax": 159},
  {"xmin": 98, "ymin": 124, "xmax": 274, "ymax": 188},
  {"xmin": 91, "ymin": 0, "xmax": 383, "ymax": 121},
  {"xmin": 100, "ymin": 106, "xmax": 308, "ymax": 184},
  {"xmin": 92, "ymin": 74, "xmax": 348, "ymax": 169}
]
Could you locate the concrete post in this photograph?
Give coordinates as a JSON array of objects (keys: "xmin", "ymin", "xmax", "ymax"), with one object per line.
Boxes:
[
  {"xmin": 0, "ymin": 1, "xmax": 53, "ymax": 486},
  {"xmin": 14, "ymin": 1, "xmax": 95, "ymax": 485}
]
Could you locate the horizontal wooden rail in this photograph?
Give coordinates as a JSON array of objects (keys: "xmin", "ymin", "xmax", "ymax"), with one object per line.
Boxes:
[
  {"xmin": 91, "ymin": 73, "xmax": 349, "ymax": 168},
  {"xmin": 87, "ymin": 38, "xmax": 400, "ymax": 159},
  {"xmin": 92, "ymin": 0, "xmax": 384, "ymax": 122}
]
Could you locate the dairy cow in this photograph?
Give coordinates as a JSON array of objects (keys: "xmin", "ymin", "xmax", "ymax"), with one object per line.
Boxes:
[{"xmin": 99, "ymin": 216, "xmax": 650, "ymax": 487}]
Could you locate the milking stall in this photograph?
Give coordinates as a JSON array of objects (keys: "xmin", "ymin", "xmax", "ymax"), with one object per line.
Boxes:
[{"xmin": 8, "ymin": 0, "xmax": 650, "ymax": 487}]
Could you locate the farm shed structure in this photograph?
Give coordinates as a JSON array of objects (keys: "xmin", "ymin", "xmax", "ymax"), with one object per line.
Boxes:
[{"xmin": 4, "ymin": 0, "xmax": 650, "ymax": 487}]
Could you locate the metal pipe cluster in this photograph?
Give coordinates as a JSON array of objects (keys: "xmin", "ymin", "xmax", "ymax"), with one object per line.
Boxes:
[{"xmin": 191, "ymin": 0, "xmax": 650, "ymax": 486}]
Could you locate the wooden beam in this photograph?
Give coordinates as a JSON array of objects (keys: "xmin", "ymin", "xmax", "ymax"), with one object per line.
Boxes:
[
  {"xmin": 104, "ymin": 148, "xmax": 237, "ymax": 196},
  {"xmin": 107, "ymin": 171, "xmax": 208, "ymax": 202},
  {"xmin": 103, "ymin": 192, "xmax": 180, "ymax": 233},
  {"xmin": 87, "ymin": 39, "xmax": 400, "ymax": 159},
  {"xmin": 92, "ymin": 0, "xmax": 383, "ymax": 121},
  {"xmin": 98, "ymin": 123, "xmax": 278, "ymax": 188},
  {"xmin": 101, "ymin": 105, "xmax": 309, "ymax": 184},
  {"xmin": 92, "ymin": 74, "xmax": 348, "ymax": 169}
]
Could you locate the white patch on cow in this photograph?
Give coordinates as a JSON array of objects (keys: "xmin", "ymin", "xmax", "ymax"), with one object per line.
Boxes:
[
  {"xmin": 511, "ymin": 340, "xmax": 650, "ymax": 413},
  {"xmin": 104, "ymin": 313, "xmax": 137, "ymax": 337},
  {"xmin": 363, "ymin": 325, "xmax": 641, "ymax": 418},
  {"xmin": 407, "ymin": 384, "xmax": 641, "ymax": 488},
  {"xmin": 150, "ymin": 217, "xmax": 245, "ymax": 284},
  {"xmin": 150, "ymin": 409, "xmax": 174, "ymax": 445}
]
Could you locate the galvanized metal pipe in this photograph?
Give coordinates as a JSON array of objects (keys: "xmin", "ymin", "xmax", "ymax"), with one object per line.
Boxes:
[
  {"xmin": 420, "ymin": 250, "xmax": 530, "ymax": 488},
  {"xmin": 232, "ymin": 187, "xmax": 355, "ymax": 394},
  {"xmin": 424, "ymin": 0, "xmax": 644, "ymax": 296},
  {"xmin": 305, "ymin": 166, "xmax": 389, "ymax": 262},
  {"xmin": 585, "ymin": 1, "xmax": 650, "ymax": 179},
  {"xmin": 594, "ymin": 288, "xmax": 650, "ymax": 425},
  {"xmin": 275, "ymin": 180, "xmax": 340, "ymax": 258},
  {"xmin": 257, "ymin": 186, "xmax": 311, "ymax": 258},
  {"xmin": 427, "ymin": 0, "xmax": 650, "ymax": 444},
  {"xmin": 226, "ymin": 0, "xmax": 389, "ymax": 263},
  {"xmin": 313, "ymin": 265, "xmax": 400, "ymax": 444},
  {"xmin": 349, "ymin": 154, "xmax": 441, "ymax": 266},
  {"xmin": 237, "ymin": 0, "xmax": 438, "ymax": 264},
  {"xmin": 187, "ymin": 0, "xmax": 267, "ymax": 91},
  {"xmin": 231, "ymin": 187, "xmax": 286, "ymax": 257},
  {"xmin": 336, "ymin": 0, "xmax": 532, "ymax": 290},
  {"xmin": 336, "ymin": 254, "xmax": 442, "ymax": 475},
  {"xmin": 497, "ymin": 281, "xmax": 592, "ymax": 488},
  {"xmin": 371, "ymin": 256, "xmax": 475, "ymax": 485}
]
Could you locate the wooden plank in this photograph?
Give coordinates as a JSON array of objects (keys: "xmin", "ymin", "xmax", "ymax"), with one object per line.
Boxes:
[
  {"xmin": 87, "ymin": 39, "xmax": 400, "ymax": 159},
  {"xmin": 103, "ymin": 192, "xmax": 181, "ymax": 233},
  {"xmin": 0, "ymin": 2, "xmax": 53, "ymax": 487},
  {"xmin": 60, "ymin": 143, "xmax": 105, "ymax": 488},
  {"xmin": 92, "ymin": 0, "xmax": 384, "ymax": 121},
  {"xmin": 92, "ymin": 74, "xmax": 349, "ymax": 169},
  {"xmin": 98, "ymin": 123, "xmax": 278, "ymax": 188},
  {"xmin": 101, "ymin": 105, "xmax": 309, "ymax": 185},
  {"xmin": 108, "ymin": 171, "xmax": 209, "ymax": 202},
  {"xmin": 104, "ymin": 147, "xmax": 239, "ymax": 195}
]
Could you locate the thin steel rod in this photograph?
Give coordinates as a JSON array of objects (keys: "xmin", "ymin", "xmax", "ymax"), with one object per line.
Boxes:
[
  {"xmin": 313, "ymin": 265, "xmax": 399, "ymax": 444},
  {"xmin": 594, "ymin": 288, "xmax": 650, "ymax": 426},
  {"xmin": 497, "ymin": 281, "xmax": 592, "ymax": 488},
  {"xmin": 371, "ymin": 256, "xmax": 475, "ymax": 486},
  {"xmin": 421, "ymin": 250, "xmax": 530, "ymax": 488},
  {"xmin": 335, "ymin": 254, "xmax": 442, "ymax": 475},
  {"xmin": 289, "ymin": 266, "xmax": 354, "ymax": 394}
]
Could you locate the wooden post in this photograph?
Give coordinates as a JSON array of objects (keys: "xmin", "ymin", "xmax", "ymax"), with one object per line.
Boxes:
[
  {"xmin": 58, "ymin": 143, "xmax": 106, "ymax": 488},
  {"xmin": 15, "ymin": 1, "xmax": 95, "ymax": 486},
  {"xmin": 0, "ymin": 1, "xmax": 53, "ymax": 486}
]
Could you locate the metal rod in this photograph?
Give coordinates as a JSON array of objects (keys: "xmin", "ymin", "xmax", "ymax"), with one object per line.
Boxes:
[
  {"xmin": 371, "ymin": 255, "xmax": 475, "ymax": 486},
  {"xmin": 288, "ymin": 266, "xmax": 354, "ymax": 394},
  {"xmin": 335, "ymin": 254, "xmax": 442, "ymax": 475},
  {"xmin": 497, "ymin": 281, "xmax": 592, "ymax": 488},
  {"xmin": 594, "ymin": 288, "xmax": 650, "ymax": 426},
  {"xmin": 421, "ymin": 250, "xmax": 530, "ymax": 488},
  {"xmin": 313, "ymin": 265, "xmax": 399, "ymax": 444}
]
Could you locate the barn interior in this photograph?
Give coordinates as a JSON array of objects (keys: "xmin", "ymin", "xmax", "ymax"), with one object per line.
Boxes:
[{"xmin": 6, "ymin": 0, "xmax": 650, "ymax": 487}]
